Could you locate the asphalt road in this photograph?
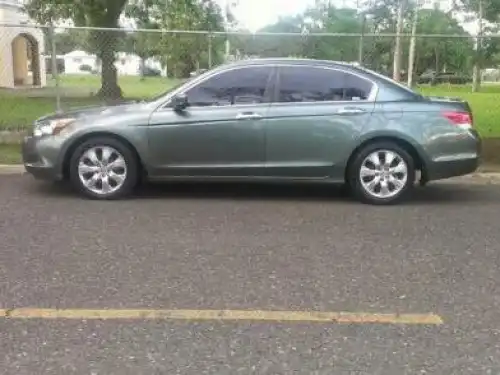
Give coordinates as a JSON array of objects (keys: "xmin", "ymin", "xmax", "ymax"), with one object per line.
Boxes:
[{"xmin": 1, "ymin": 175, "xmax": 500, "ymax": 375}]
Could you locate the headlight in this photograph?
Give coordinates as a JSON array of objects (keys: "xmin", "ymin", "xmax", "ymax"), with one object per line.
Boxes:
[{"xmin": 33, "ymin": 118, "xmax": 75, "ymax": 137}]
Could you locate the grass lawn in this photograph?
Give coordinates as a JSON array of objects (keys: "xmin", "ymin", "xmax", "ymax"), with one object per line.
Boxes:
[
  {"xmin": 0, "ymin": 75, "xmax": 181, "ymax": 131},
  {"xmin": 0, "ymin": 75, "xmax": 500, "ymax": 137},
  {"xmin": 46, "ymin": 74, "xmax": 182, "ymax": 98},
  {"xmin": 418, "ymin": 84, "xmax": 500, "ymax": 138},
  {"xmin": 0, "ymin": 144, "xmax": 22, "ymax": 164}
]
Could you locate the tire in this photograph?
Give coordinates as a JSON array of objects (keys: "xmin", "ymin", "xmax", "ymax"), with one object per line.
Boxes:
[
  {"xmin": 69, "ymin": 136, "xmax": 139, "ymax": 200},
  {"xmin": 348, "ymin": 141, "xmax": 415, "ymax": 205}
]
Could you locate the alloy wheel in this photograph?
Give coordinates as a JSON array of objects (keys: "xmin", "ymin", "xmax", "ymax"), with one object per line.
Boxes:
[
  {"xmin": 359, "ymin": 149, "xmax": 409, "ymax": 199},
  {"xmin": 77, "ymin": 146, "xmax": 128, "ymax": 195}
]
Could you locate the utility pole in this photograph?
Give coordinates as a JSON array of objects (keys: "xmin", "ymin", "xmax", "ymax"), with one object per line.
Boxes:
[
  {"xmin": 357, "ymin": 0, "xmax": 366, "ymax": 65},
  {"xmin": 407, "ymin": 1, "xmax": 420, "ymax": 87},
  {"xmin": 208, "ymin": 32, "xmax": 213, "ymax": 68},
  {"xmin": 472, "ymin": 0, "xmax": 483, "ymax": 92},
  {"xmin": 358, "ymin": 14, "xmax": 366, "ymax": 65},
  {"xmin": 393, "ymin": 0, "xmax": 406, "ymax": 81},
  {"xmin": 224, "ymin": 0, "xmax": 231, "ymax": 62}
]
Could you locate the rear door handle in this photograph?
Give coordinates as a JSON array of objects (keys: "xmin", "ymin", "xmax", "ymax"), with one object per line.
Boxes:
[
  {"xmin": 236, "ymin": 112, "xmax": 262, "ymax": 120},
  {"xmin": 336, "ymin": 107, "xmax": 366, "ymax": 115}
]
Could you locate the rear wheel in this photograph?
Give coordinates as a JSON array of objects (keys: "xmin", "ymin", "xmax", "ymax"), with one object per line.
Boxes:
[
  {"xmin": 69, "ymin": 137, "xmax": 139, "ymax": 200},
  {"xmin": 348, "ymin": 142, "xmax": 415, "ymax": 205}
]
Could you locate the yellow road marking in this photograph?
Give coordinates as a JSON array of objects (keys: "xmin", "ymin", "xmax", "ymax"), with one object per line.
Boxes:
[{"xmin": 0, "ymin": 308, "xmax": 443, "ymax": 325}]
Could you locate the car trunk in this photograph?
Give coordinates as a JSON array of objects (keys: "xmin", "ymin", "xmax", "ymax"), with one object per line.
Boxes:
[{"xmin": 422, "ymin": 95, "xmax": 472, "ymax": 113}]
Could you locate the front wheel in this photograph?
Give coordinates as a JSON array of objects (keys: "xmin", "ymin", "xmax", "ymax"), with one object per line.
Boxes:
[
  {"xmin": 348, "ymin": 142, "xmax": 415, "ymax": 205},
  {"xmin": 69, "ymin": 137, "xmax": 139, "ymax": 200}
]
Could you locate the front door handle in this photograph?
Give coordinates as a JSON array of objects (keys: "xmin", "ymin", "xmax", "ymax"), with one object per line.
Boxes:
[
  {"xmin": 236, "ymin": 112, "xmax": 262, "ymax": 120},
  {"xmin": 336, "ymin": 107, "xmax": 366, "ymax": 115}
]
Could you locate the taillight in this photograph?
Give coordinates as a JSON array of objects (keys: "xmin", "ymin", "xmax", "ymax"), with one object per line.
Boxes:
[{"xmin": 441, "ymin": 110, "xmax": 473, "ymax": 129}]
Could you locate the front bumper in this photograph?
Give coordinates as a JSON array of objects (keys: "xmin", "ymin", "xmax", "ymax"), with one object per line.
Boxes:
[{"xmin": 22, "ymin": 136, "xmax": 63, "ymax": 181}]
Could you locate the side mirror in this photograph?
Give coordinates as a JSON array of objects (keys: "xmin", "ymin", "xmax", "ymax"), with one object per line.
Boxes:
[{"xmin": 172, "ymin": 94, "xmax": 188, "ymax": 112}]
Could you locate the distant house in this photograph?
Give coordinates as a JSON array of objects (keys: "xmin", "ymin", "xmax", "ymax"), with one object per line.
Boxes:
[
  {"xmin": 482, "ymin": 68, "xmax": 500, "ymax": 83},
  {"xmin": 62, "ymin": 50, "xmax": 98, "ymax": 74},
  {"xmin": 61, "ymin": 50, "xmax": 167, "ymax": 76}
]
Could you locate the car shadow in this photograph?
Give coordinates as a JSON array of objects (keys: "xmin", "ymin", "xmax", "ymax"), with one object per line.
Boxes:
[{"xmin": 26, "ymin": 178, "xmax": 500, "ymax": 205}]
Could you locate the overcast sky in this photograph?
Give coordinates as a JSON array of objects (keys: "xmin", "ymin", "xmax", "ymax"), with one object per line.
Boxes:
[
  {"xmin": 220, "ymin": 0, "xmax": 478, "ymax": 34},
  {"xmin": 52, "ymin": 0, "xmax": 478, "ymax": 35},
  {"xmin": 221, "ymin": 0, "xmax": 316, "ymax": 32}
]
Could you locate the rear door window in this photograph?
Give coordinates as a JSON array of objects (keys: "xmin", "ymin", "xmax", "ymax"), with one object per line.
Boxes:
[{"xmin": 276, "ymin": 66, "xmax": 374, "ymax": 103}]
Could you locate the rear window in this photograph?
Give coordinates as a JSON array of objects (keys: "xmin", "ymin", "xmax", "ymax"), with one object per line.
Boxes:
[{"xmin": 357, "ymin": 67, "xmax": 421, "ymax": 97}]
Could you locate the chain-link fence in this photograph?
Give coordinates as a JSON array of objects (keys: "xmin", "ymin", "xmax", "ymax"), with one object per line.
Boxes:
[{"xmin": 0, "ymin": 23, "xmax": 499, "ymax": 136}]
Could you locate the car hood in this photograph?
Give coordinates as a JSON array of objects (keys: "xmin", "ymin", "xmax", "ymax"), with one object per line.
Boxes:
[{"xmin": 36, "ymin": 101, "xmax": 147, "ymax": 123}]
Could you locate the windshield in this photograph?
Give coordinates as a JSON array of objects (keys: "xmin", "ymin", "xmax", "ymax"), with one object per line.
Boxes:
[{"xmin": 145, "ymin": 77, "xmax": 194, "ymax": 102}]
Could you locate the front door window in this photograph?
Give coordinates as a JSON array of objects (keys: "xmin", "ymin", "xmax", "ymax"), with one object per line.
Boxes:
[{"xmin": 185, "ymin": 66, "xmax": 273, "ymax": 107}]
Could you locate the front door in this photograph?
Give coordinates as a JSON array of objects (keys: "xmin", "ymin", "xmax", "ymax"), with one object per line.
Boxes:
[
  {"xmin": 148, "ymin": 65, "xmax": 274, "ymax": 177},
  {"xmin": 264, "ymin": 65, "xmax": 376, "ymax": 179}
]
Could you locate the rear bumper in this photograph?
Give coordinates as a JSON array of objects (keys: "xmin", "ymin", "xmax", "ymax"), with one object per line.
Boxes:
[
  {"xmin": 425, "ymin": 130, "xmax": 481, "ymax": 181},
  {"xmin": 22, "ymin": 136, "xmax": 63, "ymax": 181},
  {"xmin": 426, "ymin": 156, "xmax": 479, "ymax": 181}
]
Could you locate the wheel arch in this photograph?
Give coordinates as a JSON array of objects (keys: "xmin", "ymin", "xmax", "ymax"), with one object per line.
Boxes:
[
  {"xmin": 344, "ymin": 134, "xmax": 429, "ymax": 183},
  {"xmin": 61, "ymin": 131, "xmax": 145, "ymax": 180}
]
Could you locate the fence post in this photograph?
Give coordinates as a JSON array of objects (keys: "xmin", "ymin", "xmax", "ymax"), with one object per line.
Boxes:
[{"xmin": 49, "ymin": 24, "xmax": 61, "ymax": 113}]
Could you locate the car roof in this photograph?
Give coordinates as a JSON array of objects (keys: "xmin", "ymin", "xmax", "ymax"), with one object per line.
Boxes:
[
  {"xmin": 225, "ymin": 57, "xmax": 359, "ymax": 69},
  {"xmin": 220, "ymin": 58, "xmax": 379, "ymax": 80}
]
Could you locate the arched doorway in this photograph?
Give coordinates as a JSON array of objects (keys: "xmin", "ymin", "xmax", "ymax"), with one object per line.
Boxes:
[{"xmin": 11, "ymin": 33, "xmax": 41, "ymax": 87}]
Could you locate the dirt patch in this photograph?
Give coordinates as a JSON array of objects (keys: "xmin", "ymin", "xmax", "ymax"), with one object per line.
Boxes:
[{"xmin": 482, "ymin": 138, "xmax": 500, "ymax": 164}]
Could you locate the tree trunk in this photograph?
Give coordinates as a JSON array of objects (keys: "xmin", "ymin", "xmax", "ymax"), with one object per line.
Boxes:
[
  {"xmin": 96, "ymin": 46, "xmax": 122, "ymax": 100},
  {"xmin": 393, "ymin": 0, "xmax": 405, "ymax": 81},
  {"xmin": 434, "ymin": 47, "xmax": 439, "ymax": 72},
  {"xmin": 407, "ymin": 6, "xmax": 419, "ymax": 87},
  {"xmin": 472, "ymin": 64, "xmax": 481, "ymax": 92},
  {"xmin": 140, "ymin": 58, "xmax": 146, "ymax": 81}
]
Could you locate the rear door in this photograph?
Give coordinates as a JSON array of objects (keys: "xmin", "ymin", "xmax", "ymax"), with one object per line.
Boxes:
[{"xmin": 263, "ymin": 65, "xmax": 376, "ymax": 178}]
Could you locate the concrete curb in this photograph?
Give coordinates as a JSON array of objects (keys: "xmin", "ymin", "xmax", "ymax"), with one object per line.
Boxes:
[
  {"xmin": 1, "ymin": 164, "xmax": 500, "ymax": 185},
  {"xmin": 0, "ymin": 165, "xmax": 25, "ymax": 175},
  {"xmin": 440, "ymin": 173, "xmax": 500, "ymax": 185}
]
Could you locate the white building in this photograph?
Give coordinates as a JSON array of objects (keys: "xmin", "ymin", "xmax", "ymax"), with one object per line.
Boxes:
[
  {"xmin": 114, "ymin": 52, "xmax": 166, "ymax": 76},
  {"xmin": 0, "ymin": 0, "xmax": 47, "ymax": 87},
  {"xmin": 62, "ymin": 50, "xmax": 99, "ymax": 74},
  {"xmin": 62, "ymin": 49, "xmax": 166, "ymax": 76}
]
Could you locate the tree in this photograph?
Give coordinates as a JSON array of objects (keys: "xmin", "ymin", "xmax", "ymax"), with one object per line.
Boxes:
[
  {"xmin": 413, "ymin": 8, "xmax": 473, "ymax": 75},
  {"xmin": 304, "ymin": 7, "xmax": 363, "ymax": 62},
  {"xmin": 47, "ymin": 29, "xmax": 90, "ymax": 55},
  {"xmin": 148, "ymin": 0, "xmax": 226, "ymax": 78},
  {"xmin": 229, "ymin": 16, "xmax": 306, "ymax": 58},
  {"xmin": 125, "ymin": 0, "xmax": 162, "ymax": 80},
  {"xmin": 25, "ymin": 0, "xmax": 128, "ymax": 100},
  {"xmin": 453, "ymin": 0, "xmax": 500, "ymax": 90},
  {"xmin": 229, "ymin": 5, "xmax": 365, "ymax": 61}
]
